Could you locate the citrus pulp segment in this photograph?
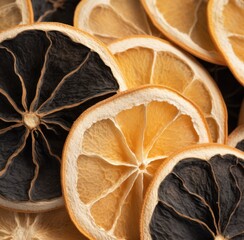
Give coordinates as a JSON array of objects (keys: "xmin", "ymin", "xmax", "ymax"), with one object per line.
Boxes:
[
  {"xmin": 228, "ymin": 125, "xmax": 244, "ymax": 152},
  {"xmin": 0, "ymin": 0, "xmax": 33, "ymax": 32},
  {"xmin": 62, "ymin": 86, "xmax": 211, "ymax": 240},
  {"xmin": 0, "ymin": 206, "xmax": 87, "ymax": 239},
  {"xmin": 74, "ymin": 0, "xmax": 162, "ymax": 45},
  {"xmin": 141, "ymin": 0, "xmax": 225, "ymax": 64},
  {"xmin": 31, "ymin": 0, "xmax": 80, "ymax": 25},
  {"xmin": 109, "ymin": 36, "xmax": 227, "ymax": 143},
  {"xmin": 0, "ymin": 22, "xmax": 125, "ymax": 212},
  {"xmin": 208, "ymin": 0, "xmax": 244, "ymax": 85},
  {"xmin": 141, "ymin": 144, "xmax": 244, "ymax": 240}
]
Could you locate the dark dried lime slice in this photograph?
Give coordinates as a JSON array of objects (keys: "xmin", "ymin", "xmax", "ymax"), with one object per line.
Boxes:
[
  {"xmin": 31, "ymin": 0, "xmax": 80, "ymax": 25},
  {"xmin": 142, "ymin": 144, "xmax": 244, "ymax": 240},
  {"xmin": 0, "ymin": 22, "xmax": 125, "ymax": 212}
]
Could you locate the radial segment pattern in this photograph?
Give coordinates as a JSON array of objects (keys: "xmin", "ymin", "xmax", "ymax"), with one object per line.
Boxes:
[
  {"xmin": 109, "ymin": 37, "xmax": 227, "ymax": 143},
  {"xmin": 142, "ymin": 145, "xmax": 244, "ymax": 240},
  {"xmin": 63, "ymin": 86, "xmax": 211, "ymax": 240},
  {"xmin": 0, "ymin": 24, "xmax": 121, "ymax": 211}
]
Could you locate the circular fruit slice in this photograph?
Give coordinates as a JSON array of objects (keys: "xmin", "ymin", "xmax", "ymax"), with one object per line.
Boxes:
[
  {"xmin": 208, "ymin": 0, "xmax": 244, "ymax": 85},
  {"xmin": 109, "ymin": 36, "xmax": 227, "ymax": 143},
  {"xmin": 141, "ymin": 144, "xmax": 244, "ymax": 240},
  {"xmin": 0, "ymin": 206, "xmax": 87, "ymax": 239},
  {"xmin": 0, "ymin": 22, "xmax": 125, "ymax": 212},
  {"xmin": 74, "ymin": 0, "xmax": 162, "ymax": 45},
  {"xmin": 228, "ymin": 125, "xmax": 244, "ymax": 152},
  {"xmin": 62, "ymin": 85, "xmax": 211, "ymax": 240},
  {"xmin": 31, "ymin": 0, "xmax": 80, "ymax": 25},
  {"xmin": 0, "ymin": 0, "xmax": 33, "ymax": 32},
  {"xmin": 141, "ymin": 0, "xmax": 225, "ymax": 64}
]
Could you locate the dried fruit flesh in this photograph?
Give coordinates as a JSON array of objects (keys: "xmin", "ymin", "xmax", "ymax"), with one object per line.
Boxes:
[
  {"xmin": 109, "ymin": 36, "xmax": 227, "ymax": 143},
  {"xmin": 141, "ymin": 0, "xmax": 224, "ymax": 64},
  {"xmin": 228, "ymin": 125, "xmax": 244, "ymax": 152},
  {"xmin": 0, "ymin": 0, "xmax": 33, "ymax": 31},
  {"xmin": 74, "ymin": 0, "xmax": 162, "ymax": 44},
  {"xmin": 142, "ymin": 144, "xmax": 244, "ymax": 240},
  {"xmin": 0, "ymin": 206, "xmax": 87, "ymax": 239},
  {"xmin": 62, "ymin": 86, "xmax": 211, "ymax": 240},
  {"xmin": 0, "ymin": 23, "xmax": 124, "ymax": 212},
  {"xmin": 31, "ymin": 0, "xmax": 80, "ymax": 25}
]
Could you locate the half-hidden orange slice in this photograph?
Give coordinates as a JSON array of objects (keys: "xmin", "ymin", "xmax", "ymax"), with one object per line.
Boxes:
[
  {"xmin": 109, "ymin": 36, "xmax": 227, "ymax": 143},
  {"xmin": 141, "ymin": 0, "xmax": 225, "ymax": 64}
]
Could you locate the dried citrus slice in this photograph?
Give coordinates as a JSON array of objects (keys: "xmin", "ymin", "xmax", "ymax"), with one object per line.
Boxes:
[
  {"xmin": 109, "ymin": 36, "xmax": 227, "ymax": 143},
  {"xmin": 0, "ymin": 0, "xmax": 33, "ymax": 32},
  {"xmin": 74, "ymin": 0, "xmax": 162, "ymax": 45},
  {"xmin": 31, "ymin": 0, "xmax": 80, "ymax": 25},
  {"xmin": 208, "ymin": 0, "xmax": 244, "ymax": 85},
  {"xmin": 62, "ymin": 85, "xmax": 211, "ymax": 240},
  {"xmin": 0, "ymin": 22, "xmax": 125, "ymax": 212},
  {"xmin": 228, "ymin": 125, "xmax": 244, "ymax": 152},
  {"xmin": 141, "ymin": 144, "xmax": 244, "ymax": 240},
  {"xmin": 141, "ymin": 0, "xmax": 225, "ymax": 64},
  {"xmin": 0, "ymin": 206, "xmax": 87, "ymax": 239}
]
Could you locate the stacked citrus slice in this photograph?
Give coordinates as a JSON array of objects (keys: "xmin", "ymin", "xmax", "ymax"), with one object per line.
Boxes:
[
  {"xmin": 31, "ymin": 0, "xmax": 80, "ymax": 25},
  {"xmin": 0, "ymin": 0, "xmax": 33, "ymax": 31},
  {"xmin": 62, "ymin": 86, "xmax": 211, "ymax": 239},
  {"xmin": 109, "ymin": 36, "xmax": 227, "ymax": 143},
  {"xmin": 208, "ymin": 0, "xmax": 244, "ymax": 85},
  {"xmin": 228, "ymin": 125, "xmax": 244, "ymax": 151},
  {"xmin": 74, "ymin": 0, "xmax": 162, "ymax": 44},
  {"xmin": 0, "ymin": 22, "xmax": 125, "ymax": 212},
  {"xmin": 141, "ymin": 144, "xmax": 244, "ymax": 240},
  {"xmin": 141, "ymin": 0, "xmax": 224, "ymax": 64},
  {"xmin": 0, "ymin": 206, "xmax": 87, "ymax": 239}
]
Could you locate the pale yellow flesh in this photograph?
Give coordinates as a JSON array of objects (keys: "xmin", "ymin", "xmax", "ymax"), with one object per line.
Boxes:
[
  {"xmin": 0, "ymin": 207, "xmax": 86, "ymax": 240},
  {"xmin": 76, "ymin": 0, "xmax": 161, "ymax": 44},
  {"xmin": 76, "ymin": 101, "xmax": 203, "ymax": 239},
  {"xmin": 114, "ymin": 47, "xmax": 220, "ymax": 142},
  {"xmin": 142, "ymin": 0, "xmax": 224, "ymax": 63}
]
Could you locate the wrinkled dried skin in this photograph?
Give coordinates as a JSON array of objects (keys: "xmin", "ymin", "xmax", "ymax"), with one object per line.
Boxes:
[
  {"xmin": 0, "ymin": 29, "xmax": 119, "ymax": 207},
  {"xmin": 32, "ymin": 0, "xmax": 80, "ymax": 25},
  {"xmin": 150, "ymin": 154, "xmax": 244, "ymax": 239}
]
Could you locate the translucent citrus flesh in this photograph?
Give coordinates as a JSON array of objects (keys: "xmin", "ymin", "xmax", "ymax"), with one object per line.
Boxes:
[
  {"xmin": 113, "ymin": 47, "xmax": 220, "ymax": 142},
  {"xmin": 76, "ymin": 0, "xmax": 161, "ymax": 44},
  {"xmin": 222, "ymin": 1, "xmax": 244, "ymax": 63},
  {"xmin": 76, "ymin": 101, "xmax": 202, "ymax": 239},
  {"xmin": 141, "ymin": 0, "xmax": 223, "ymax": 63}
]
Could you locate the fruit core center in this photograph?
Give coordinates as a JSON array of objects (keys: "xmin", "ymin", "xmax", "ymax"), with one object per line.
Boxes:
[
  {"xmin": 23, "ymin": 113, "xmax": 40, "ymax": 130},
  {"xmin": 215, "ymin": 235, "xmax": 227, "ymax": 240},
  {"xmin": 139, "ymin": 163, "xmax": 146, "ymax": 171}
]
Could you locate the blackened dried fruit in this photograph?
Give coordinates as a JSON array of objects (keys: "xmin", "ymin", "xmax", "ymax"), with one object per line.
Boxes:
[
  {"xmin": 141, "ymin": 144, "xmax": 244, "ymax": 240},
  {"xmin": 0, "ymin": 23, "xmax": 125, "ymax": 212}
]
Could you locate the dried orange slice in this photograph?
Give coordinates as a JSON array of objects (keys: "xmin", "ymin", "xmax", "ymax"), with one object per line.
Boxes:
[
  {"xmin": 109, "ymin": 36, "xmax": 227, "ymax": 143},
  {"xmin": 0, "ymin": 22, "xmax": 125, "ymax": 212},
  {"xmin": 74, "ymin": 0, "xmax": 162, "ymax": 44},
  {"xmin": 208, "ymin": 0, "xmax": 244, "ymax": 85},
  {"xmin": 141, "ymin": 0, "xmax": 225, "ymax": 64},
  {"xmin": 62, "ymin": 85, "xmax": 211, "ymax": 240},
  {"xmin": 31, "ymin": 0, "xmax": 80, "ymax": 25},
  {"xmin": 141, "ymin": 144, "xmax": 244, "ymax": 240},
  {"xmin": 0, "ymin": 206, "xmax": 87, "ymax": 239},
  {"xmin": 228, "ymin": 125, "xmax": 244, "ymax": 151},
  {"xmin": 0, "ymin": 0, "xmax": 33, "ymax": 31}
]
